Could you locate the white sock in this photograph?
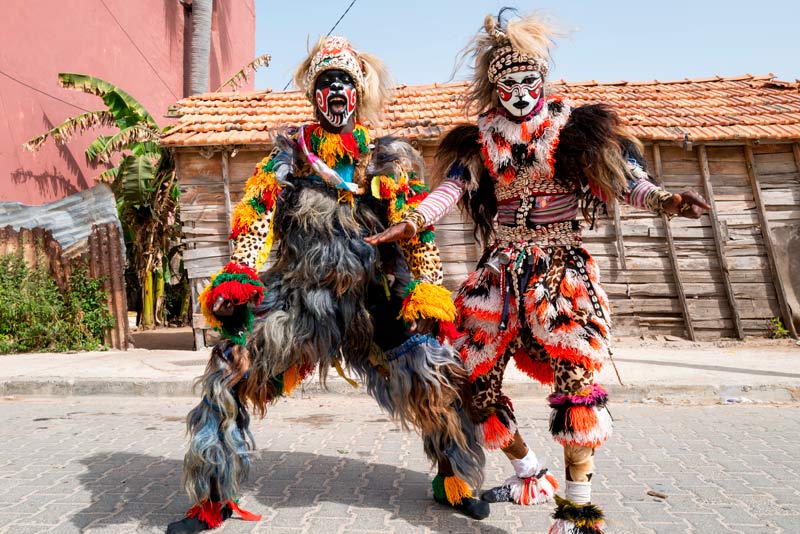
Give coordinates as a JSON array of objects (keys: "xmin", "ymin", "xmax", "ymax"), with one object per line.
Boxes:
[
  {"xmin": 510, "ymin": 449, "xmax": 539, "ymax": 479},
  {"xmin": 565, "ymin": 480, "xmax": 592, "ymax": 505}
]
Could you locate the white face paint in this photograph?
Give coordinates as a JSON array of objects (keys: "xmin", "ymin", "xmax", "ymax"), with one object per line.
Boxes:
[{"xmin": 496, "ymin": 70, "xmax": 543, "ymax": 118}]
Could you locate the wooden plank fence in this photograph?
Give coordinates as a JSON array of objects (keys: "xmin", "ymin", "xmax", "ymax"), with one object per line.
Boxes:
[
  {"xmin": 175, "ymin": 140, "xmax": 800, "ymax": 346},
  {"xmin": 0, "ymin": 224, "xmax": 129, "ymax": 350}
]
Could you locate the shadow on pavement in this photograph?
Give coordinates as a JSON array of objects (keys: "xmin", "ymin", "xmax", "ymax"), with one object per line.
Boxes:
[
  {"xmin": 75, "ymin": 451, "xmax": 509, "ymax": 533},
  {"xmin": 614, "ymin": 357, "xmax": 800, "ymax": 379}
]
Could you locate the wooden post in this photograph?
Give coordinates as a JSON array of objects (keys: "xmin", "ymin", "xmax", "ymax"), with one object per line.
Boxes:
[
  {"xmin": 96, "ymin": 225, "xmax": 117, "ymax": 348},
  {"xmin": 107, "ymin": 223, "xmax": 130, "ymax": 350},
  {"xmin": 191, "ymin": 281, "xmax": 206, "ymax": 350},
  {"xmin": 652, "ymin": 144, "xmax": 695, "ymax": 340},
  {"xmin": 610, "ymin": 200, "xmax": 631, "ymax": 298},
  {"xmin": 221, "ymin": 151, "xmax": 234, "ymax": 255},
  {"xmin": 745, "ymin": 144, "xmax": 797, "ymax": 338},
  {"xmin": 698, "ymin": 145, "xmax": 745, "ymax": 339}
]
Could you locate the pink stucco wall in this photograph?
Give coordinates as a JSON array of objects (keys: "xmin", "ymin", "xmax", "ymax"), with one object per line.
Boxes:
[{"xmin": 0, "ymin": 0, "xmax": 255, "ymax": 204}]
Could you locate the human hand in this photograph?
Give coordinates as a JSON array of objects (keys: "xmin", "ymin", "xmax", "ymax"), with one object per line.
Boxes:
[
  {"xmin": 364, "ymin": 221, "xmax": 416, "ymax": 246},
  {"xmin": 212, "ymin": 293, "xmax": 259, "ymax": 317},
  {"xmin": 662, "ymin": 191, "xmax": 711, "ymax": 219},
  {"xmin": 408, "ymin": 318, "xmax": 434, "ymax": 335},
  {"xmin": 212, "ymin": 295, "xmax": 235, "ymax": 317}
]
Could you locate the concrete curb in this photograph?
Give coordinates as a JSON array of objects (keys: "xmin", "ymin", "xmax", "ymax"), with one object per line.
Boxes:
[{"xmin": 2, "ymin": 378, "xmax": 798, "ymax": 404}]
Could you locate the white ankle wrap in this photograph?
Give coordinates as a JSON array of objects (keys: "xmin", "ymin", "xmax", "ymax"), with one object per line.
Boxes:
[
  {"xmin": 510, "ymin": 449, "xmax": 539, "ymax": 478},
  {"xmin": 565, "ymin": 480, "xmax": 592, "ymax": 505}
]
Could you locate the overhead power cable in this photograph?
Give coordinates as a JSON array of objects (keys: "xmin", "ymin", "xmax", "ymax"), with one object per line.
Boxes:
[
  {"xmin": 98, "ymin": 0, "xmax": 179, "ymax": 100},
  {"xmin": 0, "ymin": 69, "xmax": 92, "ymax": 112},
  {"xmin": 281, "ymin": 0, "xmax": 359, "ymax": 91},
  {"xmin": 324, "ymin": 0, "xmax": 358, "ymax": 37}
]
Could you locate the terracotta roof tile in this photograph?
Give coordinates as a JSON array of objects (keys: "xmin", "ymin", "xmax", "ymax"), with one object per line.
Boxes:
[{"xmin": 161, "ymin": 74, "xmax": 800, "ymax": 146}]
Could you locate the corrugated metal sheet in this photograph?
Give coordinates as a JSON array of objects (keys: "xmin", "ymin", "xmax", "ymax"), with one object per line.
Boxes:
[{"xmin": 0, "ymin": 184, "xmax": 124, "ymax": 259}]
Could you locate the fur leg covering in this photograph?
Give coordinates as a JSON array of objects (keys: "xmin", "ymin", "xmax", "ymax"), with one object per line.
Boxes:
[
  {"xmin": 245, "ymin": 182, "xmax": 376, "ymax": 411},
  {"xmin": 182, "ymin": 344, "xmax": 255, "ymax": 507},
  {"xmin": 548, "ymin": 495, "xmax": 604, "ymax": 534},
  {"xmin": 548, "ymin": 384, "xmax": 612, "ymax": 448},
  {"xmin": 364, "ymin": 334, "xmax": 485, "ymax": 489}
]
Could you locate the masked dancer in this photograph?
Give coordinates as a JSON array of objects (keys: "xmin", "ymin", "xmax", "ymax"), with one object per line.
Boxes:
[
  {"xmin": 366, "ymin": 11, "xmax": 710, "ymax": 534},
  {"xmin": 166, "ymin": 36, "xmax": 491, "ymax": 534}
]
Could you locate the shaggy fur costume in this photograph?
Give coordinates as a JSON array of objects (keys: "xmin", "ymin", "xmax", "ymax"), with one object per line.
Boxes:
[{"xmin": 176, "ymin": 135, "xmax": 485, "ymax": 532}]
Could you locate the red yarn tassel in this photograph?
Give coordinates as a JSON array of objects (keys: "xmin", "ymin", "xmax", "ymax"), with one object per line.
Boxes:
[
  {"xmin": 437, "ymin": 321, "xmax": 460, "ymax": 344},
  {"xmin": 186, "ymin": 501, "xmax": 224, "ymax": 529},
  {"xmin": 186, "ymin": 500, "xmax": 262, "ymax": 528},
  {"xmin": 229, "ymin": 501, "xmax": 262, "ymax": 522}
]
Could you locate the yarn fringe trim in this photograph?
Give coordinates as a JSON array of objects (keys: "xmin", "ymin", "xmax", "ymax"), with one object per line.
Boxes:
[
  {"xmin": 548, "ymin": 495, "xmax": 604, "ymax": 534},
  {"xmin": 477, "ymin": 412, "xmax": 517, "ymax": 450},
  {"xmin": 506, "ymin": 470, "xmax": 559, "ymax": 505},
  {"xmin": 512, "ymin": 349, "xmax": 554, "ymax": 385},
  {"xmin": 199, "ymin": 262, "xmax": 265, "ymax": 344},
  {"xmin": 185, "ymin": 500, "xmax": 262, "ymax": 529},
  {"xmin": 400, "ymin": 281, "xmax": 456, "ymax": 323},
  {"xmin": 432, "ymin": 474, "xmax": 473, "ymax": 505},
  {"xmin": 304, "ymin": 123, "xmax": 370, "ymax": 168},
  {"xmin": 548, "ymin": 384, "xmax": 612, "ymax": 448},
  {"xmin": 230, "ymin": 156, "xmax": 281, "ymax": 241}
]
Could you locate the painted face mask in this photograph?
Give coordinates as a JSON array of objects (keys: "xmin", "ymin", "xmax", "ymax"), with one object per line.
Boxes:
[
  {"xmin": 314, "ymin": 69, "xmax": 358, "ymax": 128},
  {"xmin": 496, "ymin": 70, "xmax": 543, "ymax": 118}
]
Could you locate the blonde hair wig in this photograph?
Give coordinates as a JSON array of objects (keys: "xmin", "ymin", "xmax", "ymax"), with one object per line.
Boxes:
[{"xmin": 461, "ymin": 10, "xmax": 559, "ymax": 115}]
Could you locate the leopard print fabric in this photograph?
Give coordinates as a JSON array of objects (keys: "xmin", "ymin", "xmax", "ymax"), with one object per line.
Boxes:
[
  {"xmin": 455, "ymin": 244, "xmax": 612, "ymax": 433},
  {"xmin": 470, "ymin": 347, "xmax": 513, "ymax": 415},
  {"xmin": 231, "ymin": 216, "xmax": 272, "ymax": 269},
  {"xmin": 469, "ymin": 332, "xmax": 552, "ymax": 417},
  {"xmin": 552, "ymin": 359, "xmax": 595, "ymax": 394},
  {"xmin": 399, "ymin": 240, "xmax": 444, "ymax": 285}
]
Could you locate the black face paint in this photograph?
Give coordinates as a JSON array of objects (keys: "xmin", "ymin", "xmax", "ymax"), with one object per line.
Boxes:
[{"xmin": 314, "ymin": 69, "xmax": 357, "ymax": 128}]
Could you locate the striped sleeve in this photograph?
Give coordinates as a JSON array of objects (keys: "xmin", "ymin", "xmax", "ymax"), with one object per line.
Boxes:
[
  {"xmin": 414, "ymin": 177, "xmax": 466, "ymax": 227},
  {"xmin": 623, "ymin": 158, "xmax": 670, "ymax": 212}
]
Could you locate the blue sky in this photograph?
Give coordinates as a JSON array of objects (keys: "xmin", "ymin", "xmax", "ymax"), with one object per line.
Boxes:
[{"xmin": 253, "ymin": 0, "xmax": 798, "ymax": 91}]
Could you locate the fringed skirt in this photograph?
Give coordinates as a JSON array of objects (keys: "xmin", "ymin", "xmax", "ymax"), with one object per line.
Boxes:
[{"xmin": 453, "ymin": 243, "xmax": 613, "ymax": 450}]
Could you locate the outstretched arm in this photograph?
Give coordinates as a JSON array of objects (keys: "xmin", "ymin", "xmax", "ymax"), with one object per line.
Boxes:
[
  {"xmin": 200, "ymin": 146, "xmax": 289, "ymax": 343},
  {"xmin": 622, "ymin": 152, "xmax": 709, "ymax": 219},
  {"xmin": 557, "ymin": 104, "xmax": 710, "ymax": 221},
  {"xmin": 365, "ymin": 175, "xmax": 466, "ymax": 245}
]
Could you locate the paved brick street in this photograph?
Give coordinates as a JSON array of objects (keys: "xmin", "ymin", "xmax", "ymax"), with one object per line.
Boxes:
[{"xmin": 0, "ymin": 394, "xmax": 797, "ymax": 534}]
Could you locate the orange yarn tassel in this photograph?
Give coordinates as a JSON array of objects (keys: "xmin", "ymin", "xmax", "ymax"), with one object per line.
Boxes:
[
  {"xmin": 568, "ymin": 406, "xmax": 599, "ymax": 432},
  {"xmin": 282, "ymin": 364, "xmax": 301, "ymax": 396},
  {"xmin": 186, "ymin": 501, "xmax": 224, "ymax": 529},
  {"xmin": 186, "ymin": 500, "xmax": 262, "ymax": 528},
  {"xmin": 513, "ymin": 351, "xmax": 554, "ymax": 385},
  {"xmin": 443, "ymin": 476, "xmax": 472, "ymax": 505}
]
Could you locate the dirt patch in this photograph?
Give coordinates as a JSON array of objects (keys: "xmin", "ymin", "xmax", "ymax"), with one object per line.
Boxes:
[
  {"xmin": 285, "ymin": 413, "xmax": 337, "ymax": 427},
  {"xmin": 131, "ymin": 327, "xmax": 194, "ymax": 351}
]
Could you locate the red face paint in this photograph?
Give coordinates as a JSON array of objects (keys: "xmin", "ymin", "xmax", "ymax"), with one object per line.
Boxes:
[
  {"xmin": 496, "ymin": 71, "xmax": 544, "ymax": 118},
  {"xmin": 316, "ymin": 87, "xmax": 331, "ymax": 115}
]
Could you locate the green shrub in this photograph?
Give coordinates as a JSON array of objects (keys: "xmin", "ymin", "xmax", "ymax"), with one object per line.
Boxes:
[
  {"xmin": 768, "ymin": 317, "xmax": 789, "ymax": 339},
  {"xmin": 0, "ymin": 253, "xmax": 114, "ymax": 353}
]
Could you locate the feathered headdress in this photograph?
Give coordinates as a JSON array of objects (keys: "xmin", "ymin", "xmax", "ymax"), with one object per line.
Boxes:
[
  {"xmin": 462, "ymin": 10, "xmax": 558, "ymax": 114},
  {"xmin": 293, "ymin": 36, "xmax": 391, "ymax": 126}
]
